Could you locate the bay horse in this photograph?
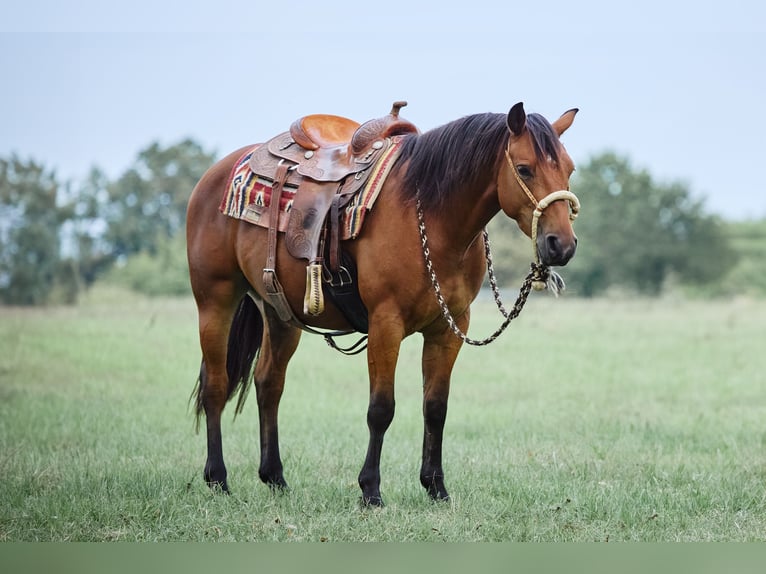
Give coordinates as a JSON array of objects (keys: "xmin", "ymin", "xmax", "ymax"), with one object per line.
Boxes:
[{"xmin": 186, "ymin": 102, "xmax": 579, "ymax": 505}]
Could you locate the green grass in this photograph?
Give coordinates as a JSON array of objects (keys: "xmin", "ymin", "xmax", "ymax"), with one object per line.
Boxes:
[{"xmin": 1, "ymin": 287, "xmax": 765, "ymax": 541}]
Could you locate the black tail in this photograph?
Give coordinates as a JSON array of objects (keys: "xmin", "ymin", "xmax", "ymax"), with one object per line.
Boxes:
[{"xmin": 192, "ymin": 295, "xmax": 264, "ymax": 426}]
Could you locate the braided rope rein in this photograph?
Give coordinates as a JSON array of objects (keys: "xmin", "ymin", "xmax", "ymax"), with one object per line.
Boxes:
[{"xmin": 416, "ymin": 199, "xmax": 548, "ymax": 346}]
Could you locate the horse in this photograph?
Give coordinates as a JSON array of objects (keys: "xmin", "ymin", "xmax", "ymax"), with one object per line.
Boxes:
[{"xmin": 186, "ymin": 102, "xmax": 580, "ymax": 505}]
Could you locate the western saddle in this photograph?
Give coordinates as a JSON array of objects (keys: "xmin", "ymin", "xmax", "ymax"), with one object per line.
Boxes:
[{"xmin": 248, "ymin": 101, "xmax": 418, "ymax": 327}]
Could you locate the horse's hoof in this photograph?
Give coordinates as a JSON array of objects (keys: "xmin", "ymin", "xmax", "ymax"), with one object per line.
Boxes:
[
  {"xmin": 259, "ymin": 467, "xmax": 288, "ymax": 490},
  {"xmin": 361, "ymin": 495, "xmax": 384, "ymax": 508},
  {"xmin": 267, "ymin": 480, "xmax": 290, "ymax": 493},
  {"xmin": 428, "ymin": 488, "xmax": 450, "ymax": 502},
  {"xmin": 424, "ymin": 480, "xmax": 449, "ymax": 502},
  {"xmin": 206, "ymin": 480, "xmax": 230, "ymax": 494}
]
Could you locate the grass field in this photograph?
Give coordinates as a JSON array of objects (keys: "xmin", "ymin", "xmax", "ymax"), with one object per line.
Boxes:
[{"xmin": 1, "ymin": 287, "xmax": 764, "ymax": 541}]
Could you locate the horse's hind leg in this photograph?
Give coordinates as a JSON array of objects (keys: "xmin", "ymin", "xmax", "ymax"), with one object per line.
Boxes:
[
  {"xmin": 253, "ymin": 301, "xmax": 302, "ymax": 489},
  {"xmin": 419, "ymin": 318, "xmax": 465, "ymax": 501},
  {"xmin": 193, "ymin": 279, "xmax": 243, "ymax": 493}
]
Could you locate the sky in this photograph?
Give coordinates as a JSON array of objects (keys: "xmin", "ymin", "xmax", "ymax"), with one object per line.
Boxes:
[{"xmin": 1, "ymin": 0, "xmax": 764, "ymax": 220}]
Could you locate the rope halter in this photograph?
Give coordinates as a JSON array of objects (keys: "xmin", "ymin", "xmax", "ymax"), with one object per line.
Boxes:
[{"xmin": 504, "ymin": 143, "xmax": 580, "ymax": 293}]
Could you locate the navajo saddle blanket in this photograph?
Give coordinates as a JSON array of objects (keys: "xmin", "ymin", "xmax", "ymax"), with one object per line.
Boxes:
[{"xmin": 219, "ymin": 136, "xmax": 404, "ymax": 241}]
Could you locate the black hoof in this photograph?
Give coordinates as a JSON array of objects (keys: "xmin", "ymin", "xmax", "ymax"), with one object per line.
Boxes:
[
  {"xmin": 259, "ymin": 465, "xmax": 288, "ymax": 490},
  {"xmin": 427, "ymin": 487, "xmax": 450, "ymax": 501},
  {"xmin": 267, "ymin": 479, "xmax": 290, "ymax": 493},
  {"xmin": 422, "ymin": 477, "xmax": 449, "ymax": 501},
  {"xmin": 206, "ymin": 479, "xmax": 230, "ymax": 494},
  {"xmin": 361, "ymin": 495, "xmax": 384, "ymax": 507}
]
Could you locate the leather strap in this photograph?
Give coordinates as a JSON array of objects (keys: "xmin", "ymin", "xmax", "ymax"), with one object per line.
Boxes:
[
  {"xmin": 329, "ymin": 194, "xmax": 342, "ymax": 272},
  {"xmin": 262, "ymin": 161, "xmax": 294, "ymax": 322},
  {"xmin": 264, "ymin": 161, "xmax": 288, "ymax": 277}
]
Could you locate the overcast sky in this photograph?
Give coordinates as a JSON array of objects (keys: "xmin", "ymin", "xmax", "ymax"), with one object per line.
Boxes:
[{"xmin": 2, "ymin": 0, "xmax": 763, "ymax": 220}]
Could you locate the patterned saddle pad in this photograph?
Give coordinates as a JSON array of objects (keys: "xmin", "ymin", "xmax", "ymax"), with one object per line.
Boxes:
[{"xmin": 219, "ymin": 136, "xmax": 404, "ymax": 240}]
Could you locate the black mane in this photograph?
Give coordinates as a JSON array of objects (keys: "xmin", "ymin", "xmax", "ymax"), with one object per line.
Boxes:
[{"xmin": 396, "ymin": 111, "xmax": 561, "ymax": 212}]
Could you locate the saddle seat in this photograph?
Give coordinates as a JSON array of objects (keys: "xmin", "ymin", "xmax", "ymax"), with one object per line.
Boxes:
[
  {"xmin": 290, "ymin": 114, "xmax": 360, "ymax": 150},
  {"xmin": 291, "ymin": 101, "xmax": 418, "ymax": 156}
]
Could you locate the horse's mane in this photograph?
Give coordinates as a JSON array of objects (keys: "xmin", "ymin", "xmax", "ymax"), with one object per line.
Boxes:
[{"xmin": 396, "ymin": 111, "xmax": 561, "ymax": 212}]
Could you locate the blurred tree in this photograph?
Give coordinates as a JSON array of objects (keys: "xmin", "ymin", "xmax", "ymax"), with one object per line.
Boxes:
[
  {"xmin": 60, "ymin": 167, "xmax": 113, "ymax": 286},
  {"xmin": 102, "ymin": 138, "xmax": 216, "ymax": 259},
  {"xmin": 103, "ymin": 233, "xmax": 191, "ymax": 296},
  {"xmin": 696, "ymin": 219, "xmax": 766, "ymax": 297},
  {"xmin": 0, "ymin": 156, "xmax": 64, "ymax": 305},
  {"xmin": 564, "ymin": 152, "xmax": 737, "ymax": 296}
]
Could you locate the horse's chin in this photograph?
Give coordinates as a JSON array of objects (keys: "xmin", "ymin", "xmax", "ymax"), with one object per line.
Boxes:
[
  {"xmin": 537, "ymin": 236, "xmax": 577, "ymax": 267},
  {"xmin": 538, "ymin": 252, "xmax": 575, "ymax": 268}
]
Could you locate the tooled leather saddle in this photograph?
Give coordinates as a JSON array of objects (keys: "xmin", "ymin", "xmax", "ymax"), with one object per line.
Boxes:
[{"xmin": 248, "ymin": 101, "xmax": 418, "ymax": 327}]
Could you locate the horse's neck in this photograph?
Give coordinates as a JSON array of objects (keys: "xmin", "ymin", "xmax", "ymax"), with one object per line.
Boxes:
[{"xmin": 427, "ymin": 180, "xmax": 501, "ymax": 259}]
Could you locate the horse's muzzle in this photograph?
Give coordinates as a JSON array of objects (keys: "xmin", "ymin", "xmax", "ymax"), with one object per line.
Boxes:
[{"xmin": 539, "ymin": 233, "xmax": 577, "ymax": 267}]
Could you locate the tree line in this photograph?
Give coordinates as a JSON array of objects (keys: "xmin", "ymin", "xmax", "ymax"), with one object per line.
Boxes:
[
  {"xmin": 0, "ymin": 140, "xmax": 760, "ymax": 306},
  {"xmin": 1, "ymin": 140, "xmax": 214, "ymax": 305}
]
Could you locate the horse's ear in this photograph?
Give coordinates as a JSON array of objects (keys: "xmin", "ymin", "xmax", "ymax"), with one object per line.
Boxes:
[
  {"xmin": 552, "ymin": 108, "xmax": 579, "ymax": 136},
  {"xmin": 507, "ymin": 102, "xmax": 526, "ymax": 136}
]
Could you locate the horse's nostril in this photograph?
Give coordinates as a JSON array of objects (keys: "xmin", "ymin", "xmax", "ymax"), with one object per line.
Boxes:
[
  {"xmin": 544, "ymin": 234, "xmax": 576, "ymax": 265},
  {"xmin": 546, "ymin": 235, "xmax": 562, "ymax": 258}
]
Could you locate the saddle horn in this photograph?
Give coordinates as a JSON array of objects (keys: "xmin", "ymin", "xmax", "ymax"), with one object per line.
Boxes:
[
  {"xmin": 390, "ymin": 101, "xmax": 408, "ymax": 117},
  {"xmin": 351, "ymin": 101, "xmax": 417, "ymax": 155}
]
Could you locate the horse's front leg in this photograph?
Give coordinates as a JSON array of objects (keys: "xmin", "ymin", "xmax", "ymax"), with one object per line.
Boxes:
[
  {"xmin": 419, "ymin": 314, "xmax": 466, "ymax": 501},
  {"xmin": 358, "ymin": 317, "xmax": 404, "ymax": 506}
]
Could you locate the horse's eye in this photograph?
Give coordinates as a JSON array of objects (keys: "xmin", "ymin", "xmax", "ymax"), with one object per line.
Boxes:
[{"xmin": 516, "ymin": 165, "xmax": 533, "ymax": 179}]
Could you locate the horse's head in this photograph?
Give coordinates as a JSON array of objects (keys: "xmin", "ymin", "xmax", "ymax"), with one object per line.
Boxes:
[{"xmin": 498, "ymin": 102, "xmax": 579, "ymax": 267}]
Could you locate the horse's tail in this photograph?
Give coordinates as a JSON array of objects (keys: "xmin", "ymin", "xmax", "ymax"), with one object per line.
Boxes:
[{"xmin": 192, "ymin": 295, "xmax": 264, "ymax": 428}]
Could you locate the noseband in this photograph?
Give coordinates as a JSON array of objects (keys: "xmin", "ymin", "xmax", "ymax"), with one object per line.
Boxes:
[{"xmin": 504, "ymin": 143, "xmax": 580, "ymax": 291}]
